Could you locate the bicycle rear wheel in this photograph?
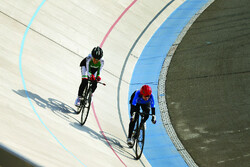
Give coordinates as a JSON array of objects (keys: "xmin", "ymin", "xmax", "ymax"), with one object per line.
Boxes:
[
  {"xmin": 80, "ymin": 89, "xmax": 92, "ymax": 126},
  {"xmin": 135, "ymin": 124, "xmax": 145, "ymax": 159}
]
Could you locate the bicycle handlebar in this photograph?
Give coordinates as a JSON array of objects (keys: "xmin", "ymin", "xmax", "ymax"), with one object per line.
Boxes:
[
  {"xmin": 131, "ymin": 110, "xmax": 154, "ymax": 120},
  {"xmin": 97, "ymin": 81, "xmax": 106, "ymax": 86},
  {"xmin": 87, "ymin": 79, "xmax": 106, "ymax": 86}
]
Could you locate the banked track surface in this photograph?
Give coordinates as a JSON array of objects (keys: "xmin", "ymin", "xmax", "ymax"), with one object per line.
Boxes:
[{"xmin": 0, "ymin": 0, "xmax": 185, "ymax": 166}]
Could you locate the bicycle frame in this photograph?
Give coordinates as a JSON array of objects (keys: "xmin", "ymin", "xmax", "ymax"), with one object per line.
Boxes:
[
  {"xmin": 77, "ymin": 79, "xmax": 106, "ymax": 126},
  {"xmin": 131, "ymin": 110, "xmax": 153, "ymax": 159}
]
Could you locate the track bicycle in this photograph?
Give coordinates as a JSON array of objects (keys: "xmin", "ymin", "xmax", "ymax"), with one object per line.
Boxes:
[
  {"xmin": 75, "ymin": 79, "xmax": 105, "ymax": 126},
  {"xmin": 129, "ymin": 110, "xmax": 154, "ymax": 159}
]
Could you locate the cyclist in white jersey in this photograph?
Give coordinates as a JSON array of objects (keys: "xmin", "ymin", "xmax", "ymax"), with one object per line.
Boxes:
[{"xmin": 75, "ymin": 46, "xmax": 104, "ymax": 107}]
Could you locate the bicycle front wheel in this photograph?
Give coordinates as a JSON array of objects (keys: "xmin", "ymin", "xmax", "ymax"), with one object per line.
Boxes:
[
  {"xmin": 80, "ymin": 90, "xmax": 92, "ymax": 126},
  {"xmin": 135, "ymin": 124, "xmax": 145, "ymax": 159}
]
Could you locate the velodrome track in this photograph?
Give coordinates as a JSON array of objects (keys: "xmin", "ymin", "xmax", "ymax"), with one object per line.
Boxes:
[
  {"xmin": 0, "ymin": 0, "xmax": 187, "ymax": 166},
  {"xmin": 1, "ymin": 0, "xmax": 249, "ymax": 167}
]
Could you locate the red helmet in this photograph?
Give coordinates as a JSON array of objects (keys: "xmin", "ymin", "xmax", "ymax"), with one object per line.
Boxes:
[{"xmin": 140, "ymin": 85, "xmax": 152, "ymax": 97}]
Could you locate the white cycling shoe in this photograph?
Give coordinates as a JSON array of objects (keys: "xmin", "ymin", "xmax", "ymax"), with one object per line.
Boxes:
[
  {"xmin": 127, "ymin": 138, "xmax": 134, "ymax": 146},
  {"xmin": 74, "ymin": 97, "xmax": 80, "ymax": 107}
]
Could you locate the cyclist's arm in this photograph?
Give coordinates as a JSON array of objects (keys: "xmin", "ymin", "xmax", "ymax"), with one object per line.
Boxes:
[
  {"xmin": 151, "ymin": 107, "xmax": 155, "ymax": 115},
  {"xmin": 150, "ymin": 94, "xmax": 156, "ymax": 115},
  {"xmin": 131, "ymin": 90, "xmax": 140, "ymax": 106},
  {"xmin": 97, "ymin": 59, "xmax": 104, "ymax": 77},
  {"xmin": 86, "ymin": 55, "xmax": 92, "ymax": 77},
  {"xmin": 130, "ymin": 90, "xmax": 140, "ymax": 113}
]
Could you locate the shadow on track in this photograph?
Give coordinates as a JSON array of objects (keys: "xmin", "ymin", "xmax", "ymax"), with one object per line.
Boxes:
[
  {"xmin": 13, "ymin": 89, "xmax": 79, "ymax": 123},
  {"xmin": 13, "ymin": 89, "xmax": 135, "ymax": 160},
  {"xmin": 70, "ymin": 122, "xmax": 135, "ymax": 160}
]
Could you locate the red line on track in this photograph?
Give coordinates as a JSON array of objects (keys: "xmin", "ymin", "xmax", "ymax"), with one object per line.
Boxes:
[
  {"xmin": 99, "ymin": 0, "xmax": 138, "ymax": 48},
  {"xmin": 91, "ymin": 103, "xmax": 127, "ymax": 167},
  {"xmin": 92, "ymin": 0, "xmax": 138, "ymax": 166}
]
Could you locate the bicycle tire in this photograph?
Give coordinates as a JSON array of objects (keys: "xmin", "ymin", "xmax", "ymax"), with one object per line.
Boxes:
[
  {"xmin": 135, "ymin": 123, "xmax": 145, "ymax": 159},
  {"xmin": 80, "ymin": 87, "xmax": 92, "ymax": 126}
]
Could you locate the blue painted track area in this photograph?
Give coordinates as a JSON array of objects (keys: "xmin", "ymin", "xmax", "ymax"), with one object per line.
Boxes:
[{"xmin": 129, "ymin": 0, "xmax": 210, "ymax": 166}]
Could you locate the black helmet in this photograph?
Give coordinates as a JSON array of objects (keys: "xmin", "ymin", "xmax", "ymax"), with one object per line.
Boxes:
[{"xmin": 91, "ymin": 46, "xmax": 103, "ymax": 60}]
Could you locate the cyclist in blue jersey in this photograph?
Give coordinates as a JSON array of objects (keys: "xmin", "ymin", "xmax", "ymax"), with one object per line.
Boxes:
[
  {"xmin": 75, "ymin": 46, "xmax": 104, "ymax": 107},
  {"xmin": 127, "ymin": 85, "xmax": 156, "ymax": 146}
]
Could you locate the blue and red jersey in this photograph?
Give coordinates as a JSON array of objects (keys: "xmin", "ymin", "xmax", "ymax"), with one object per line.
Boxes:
[{"xmin": 131, "ymin": 90, "xmax": 155, "ymax": 108}]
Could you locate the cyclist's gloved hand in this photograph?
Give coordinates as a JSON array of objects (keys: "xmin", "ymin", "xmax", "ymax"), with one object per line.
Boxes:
[
  {"xmin": 96, "ymin": 76, "xmax": 101, "ymax": 82},
  {"xmin": 90, "ymin": 74, "xmax": 95, "ymax": 81},
  {"xmin": 151, "ymin": 115, "xmax": 156, "ymax": 124}
]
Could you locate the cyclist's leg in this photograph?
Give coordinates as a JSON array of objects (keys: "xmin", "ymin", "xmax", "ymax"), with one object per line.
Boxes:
[
  {"xmin": 128, "ymin": 104, "xmax": 139, "ymax": 138},
  {"xmin": 75, "ymin": 67, "xmax": 88, "ymax": 106},
  {"xmin": 78, "ymin": 66, "xmax": 88, "ymax": 97},
  {"xmin": 91, "ymin": 80, "xmax": 97, "ymax": 93}
]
